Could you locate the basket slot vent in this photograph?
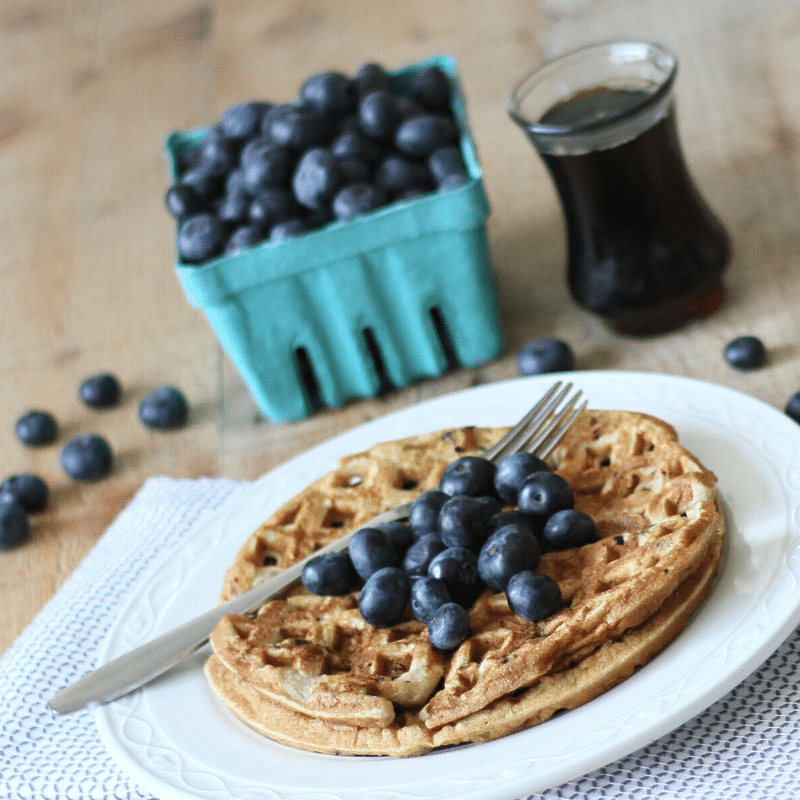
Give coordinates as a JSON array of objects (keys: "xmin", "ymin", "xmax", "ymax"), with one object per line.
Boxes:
[
  {"xmin": 429, "ymin": 307, "xmax": 460, "ymax": 370},
  {"xmin": 294, "ymin": 346, "xmax": 324, "ymax": 412},
  {"xmin": 362, "ymin": 327, "xmax": 394, "ymax": 394}
]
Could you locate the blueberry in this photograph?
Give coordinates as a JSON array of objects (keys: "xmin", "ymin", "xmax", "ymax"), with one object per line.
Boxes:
[
  {"xmin": 409, "ymin": 489, "xmax": 449, "ymax": 536},
  {"xmin": 165, "ymin": 184, "xmax": 205, "ymax": 219},
  {"xmin": 268, "ymin": 109, "xmax": 332, "ymax": 151},
  {"xmin": 0, "ymin": 473, "xmax": 48, "ymax": 513},
  {"xmin": 403, "ymin": 533, "xmax": 446, "ymax": 577},
  {"xmin": 348, "ymin": 526, "xmax": 400, "ymax": 580},
  {"xmin": 331, "ymin": 183, "xmax": 388, "ymax": 220},
  {"xmin": 220, "ymin": 101, "xmax": 270, "ymax": 140},
  {"xmin": 411, "ymin": 66, "xmax": 452, "ymax": 114},
  {"xmin": 198, "ymin": 133, "xmax": 240, "ymax": 177},
  {"xmin": 428, "ymin": 546, "xmax": 481, "ymax": 606},
  {"xmin": 60, "ymin": 434, "xmax": 113, "ymax": 481},
  {"xmin": 427, "ymin": 602, "xmax": 472, "ymax": 650},
  {"xmin": 358, "ymin": 567, "xmax": 411, "ymax": 627},
  {"xmin": 438, "ymin": 495, "xmax": 501, "ymax": 550},
  {"xmin": 300, "ymin": 71, "xmax": 356, "ymax": 118},
  {"xmin": 506, "ymin": 571, "xmax": 562, "ymax": 622},
  {"xmin": 358, "ymin": 90, "xmax": 402, "ymax": 140},
  {"xmin": 177, "ymin": 213, "xmax": 226, "ymax": 264},
  {"xmin": 302, "ymin": 551, "xmax": 359, "ymax": 595},
  {"xmin": 518, "ymin": 472, "xmax": 574, "ymax": 518},
  {"xmin": 179, "ymin": 166, "xmax": 223, "ymax": 203},
  {"xmin": 248, "ymin": 188, "xmax": 299, "ymax": 228},
  {"xmin": 354, "ymin": 62, "xmax": 389, "ymax": 97},
  {"xmin": 428, "ymin": 146, "xmax": 467, "ymax": 184},
  {"xmin": 260, "ymin": 104, "xmax": 295, "ymax": 138},
  {"xmin": 241, "ymin": 141, "xmax": 293, "ymax": 193},
  {"xmin": 269, "ymin": 218, "xmax": 308, "ymax": 241},
  {"xmin": 292, "ymin": 148, "xmax": 345, "ymax": 211},
  {"xmin": 478, "ymin": 524, "xmax": 542, "ymax": 591},
  {"xmin": 375, "ymin": 520, "xmax": 413, "ymax": 556},
  {"xmin": 226, "ymin": 225, "xmax": 265, "ymax": 254},
  {"xmin": 439, "ymin": 455, "xmax": 497, "ymax": 497},
  {"xmin": 79, "ymin": 373, "xmax": 121, "ymax": 408},
  {"xmin": 331, "ymin": 130, "xmax": 384, "ymax": 165},
  {"xmin": 518, "ymin": 338, "xmax": 575, "ymax": 375},
  {"xmin": 337, "ymin": 159, "xmax": 372, "ymax": 185},
  {"xmin": 139, "ymin": 386, "xmax": 189, "ymax": 430},
  {"xmin": 542, "ymin": 509, "xmax": 597, "ymax": 550},
  {"xmin": 394, "ymin": 115, "xmax": 458, "ymax": 158},
  {"xmin": 724, "ymin": 336, "xmax": 767, "ymax": 370},
  {"xmin": 487, "ymin": 509, "xmax": 543, "ymax": 542},
  {"xmin": 786, "ymin": 391, "xmax": 800, "ymax": 424},
  {"xmin": 437, "ymin": 173, "xmax": 470, "ymax": 191},
  {"xmin": 410, "ymin": 576, "xmax": 451, "ymax": 624},
  {"xmin": 374, "ymin": 155, "xmax": 431, "ymax": 198},
  {"xmin": 15, "ymin": 410, "xmax": 57, "ymax": 446},
  {"xmin": 494, "ymin": 451, "xmax": 550, "ymax": 505},
  {"xmin": 225, "ymin": 168, "xmax": 248, "ymax": 196},
  {"xmin": 0, "ymin": 498, "xmax": 30, "ymax": 550},
  {"xmin": 217, "ymin": 191, "xmax": 250, "ymax": 226}
]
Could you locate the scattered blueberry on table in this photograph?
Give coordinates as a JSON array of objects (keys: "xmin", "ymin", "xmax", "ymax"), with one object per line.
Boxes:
[
  {"xmin": 139, "ymin": 386, "xmax": 189, "ymax": 430},
  {"xmin": 0, "ymin": 498, "xmax": 30, "ymax": 550},
  {"xmin": 0, "ymin": 473, "xmax": 48, "ymax": 513},
  {"xmin": 517, "ymin": 338, "xmax": 575, "ymax": 376},
  {"xmin": 79, "ymin": 373, "xmax": 122, "ymax": 408},
  {"xmin": 723, "ymin": 335, "xmax": 766, "ymax": 370},
  {"xmin": 15, "ymin": 410, "xmax": 57, "ymax": 446},
  {"xmin": 786, "ymin": 391, "xmax": 800, "ymax": 424},
  {"xmin": 60, "ymin": 434, "xmax": 113, "ymax": 481}
]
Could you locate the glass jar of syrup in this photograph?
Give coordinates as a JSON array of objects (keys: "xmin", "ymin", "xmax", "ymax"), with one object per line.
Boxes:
[{"xmin": 509, "ymin": 41, "xmax": 730, "ymax": 336}]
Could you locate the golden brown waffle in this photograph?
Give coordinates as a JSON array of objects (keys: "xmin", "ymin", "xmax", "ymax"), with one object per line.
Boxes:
[{"xmin": 207, "ymin": 410, "xmax": 724, "ymax": 756}]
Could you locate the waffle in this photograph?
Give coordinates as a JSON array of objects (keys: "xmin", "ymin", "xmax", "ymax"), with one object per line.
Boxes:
[{"xmin": 207, "ymin": 410, "xmax": 724, "ymax": 756}]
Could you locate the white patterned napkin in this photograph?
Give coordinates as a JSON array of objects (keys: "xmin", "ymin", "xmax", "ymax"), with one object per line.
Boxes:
[{"xmin": 1, "ymin": 475, "xmax": 799, "ymax": 800}]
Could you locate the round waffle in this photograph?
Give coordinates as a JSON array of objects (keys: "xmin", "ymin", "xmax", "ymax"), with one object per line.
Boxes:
[{"xmin": 207, "ymin": 410, "xmax": 724, "ymax": 756}]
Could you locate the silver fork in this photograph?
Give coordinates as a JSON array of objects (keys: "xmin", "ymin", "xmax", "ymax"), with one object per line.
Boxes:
[{"xmin": 48, "ymin": 381, "xmax": 585, "ymax": 714}]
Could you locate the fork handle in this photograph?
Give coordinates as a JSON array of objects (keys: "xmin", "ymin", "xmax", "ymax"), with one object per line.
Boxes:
[{"xmin": 47, "ymin": 502, "xmax": 412, "ymax": 715}]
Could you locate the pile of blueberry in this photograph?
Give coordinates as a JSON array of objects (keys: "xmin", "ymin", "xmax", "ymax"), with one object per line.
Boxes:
[
  {"xmin": 301, "ymin": 450, "xmax": 597, "ymax": 651},
  {"xmin": 0, "ymin": 376, "xmax": 190, "ymax": 550},
  {"xmin": 166, "ymin": 62, "xmax": 472, "ymax": 264}
]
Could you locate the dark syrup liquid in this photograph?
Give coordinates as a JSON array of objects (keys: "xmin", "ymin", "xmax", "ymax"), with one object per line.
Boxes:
[{"xmin": 538, "ymin": 88, "xmax": 730, "ymax": 335}]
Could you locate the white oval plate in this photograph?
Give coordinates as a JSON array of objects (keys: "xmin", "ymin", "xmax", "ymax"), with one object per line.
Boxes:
[{"xmin": 95, "ymin": 371, "xmax": 800, "ymax": 800}]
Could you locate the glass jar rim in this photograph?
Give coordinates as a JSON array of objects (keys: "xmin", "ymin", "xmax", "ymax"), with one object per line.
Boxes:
[{"xmin": 508, "ymin": 40, "xmax": 678, "ymax": 137}]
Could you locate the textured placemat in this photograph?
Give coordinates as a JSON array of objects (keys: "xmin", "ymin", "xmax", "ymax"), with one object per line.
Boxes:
[{"xmin": 1, "ymin": 475, "xmax": 798, "ymax": 800}]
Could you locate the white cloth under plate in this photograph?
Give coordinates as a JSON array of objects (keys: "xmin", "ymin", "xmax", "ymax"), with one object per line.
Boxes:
[{"xmin": 2, "ymin": 475, "xmax": 800, "ymax": 800}]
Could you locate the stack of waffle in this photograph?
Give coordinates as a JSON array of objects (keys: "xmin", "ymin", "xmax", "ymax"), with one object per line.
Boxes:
[{"xmin": 206, "ymin": 410, "xmax": 724, "ymax": 756}]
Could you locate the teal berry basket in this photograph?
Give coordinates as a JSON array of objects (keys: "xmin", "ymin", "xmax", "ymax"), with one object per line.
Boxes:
[{"xmin": 166, "ymin": 55, "xmax": 503, "ymax": 423}]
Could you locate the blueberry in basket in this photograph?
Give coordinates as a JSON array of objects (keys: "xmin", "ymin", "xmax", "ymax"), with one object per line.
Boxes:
[{"xmin": 166, "ymin": 61, "xmax": 470, "ymax": 264}]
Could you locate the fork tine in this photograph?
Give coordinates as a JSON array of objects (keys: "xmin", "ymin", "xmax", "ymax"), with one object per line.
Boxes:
[
  {"xmin": 531, "ymin": 394, "xmax": 587, "ymax": 460},
  {"xmin": 485, "ymin": 382, "xmax": 585, "ymax": 465},
  {"xmin": 484, "ymin": 381, "xmax": 565, "ymax": 462}
]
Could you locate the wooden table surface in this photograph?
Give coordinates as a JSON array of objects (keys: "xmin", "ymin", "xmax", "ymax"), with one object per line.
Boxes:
[{"xmin": 2, "ymin": 0, "xmax": 799, "ymax": 657}]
